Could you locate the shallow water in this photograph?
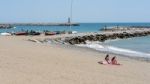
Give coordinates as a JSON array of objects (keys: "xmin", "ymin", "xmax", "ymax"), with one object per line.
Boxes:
[{"xmin": 77, "ymin": 36, "xmax": 150, "ymax": 58}]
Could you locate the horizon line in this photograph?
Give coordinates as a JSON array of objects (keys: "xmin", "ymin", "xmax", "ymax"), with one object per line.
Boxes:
[{"xmin": 0, "ymin": 21, "xmax": 150, "ymax": 23}]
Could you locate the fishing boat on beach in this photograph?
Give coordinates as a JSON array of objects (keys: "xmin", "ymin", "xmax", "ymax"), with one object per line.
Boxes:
[
  {"xmin": 15, "ymin": 32, "xmax": 28, "ymax": 36},
  {"xmin": 28, "ymin": 30, "xmax": 41, "ymax": 35},
  {"xmin": 45, "ymin": 32, "xmax": 56, "ymax": 36},
  {"xmin": 0, "ymin": 32, "xmax": 11, "ymax": 36}
]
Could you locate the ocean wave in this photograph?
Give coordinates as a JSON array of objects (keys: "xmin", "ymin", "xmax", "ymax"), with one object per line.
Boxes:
[{"xmin": 76, "ymin": 43, "xmax": 150, "ymax": 58}]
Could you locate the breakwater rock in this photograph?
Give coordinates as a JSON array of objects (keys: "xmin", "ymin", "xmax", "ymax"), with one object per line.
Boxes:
[{"xmin": 64, "ymin": 30, "xmax": 150, "ymax": 45}]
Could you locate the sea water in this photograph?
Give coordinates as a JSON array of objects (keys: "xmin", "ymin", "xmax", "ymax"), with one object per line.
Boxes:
[
  {"xmin": 77, "ymin": 36, "xmax": 150, "ymax": 58},
  {"xmin": 1, "ymin": 23, "xmax": 150, "ymax": 58},
  {"xmin": 1, "ymin": 23, "xmax": 150, "ymax": 33}
]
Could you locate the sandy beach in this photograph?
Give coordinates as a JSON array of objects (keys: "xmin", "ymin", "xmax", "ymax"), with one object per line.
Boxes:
[{"xmin": 0, "ymin": 36, "xmax": 150, "ymax": 84}]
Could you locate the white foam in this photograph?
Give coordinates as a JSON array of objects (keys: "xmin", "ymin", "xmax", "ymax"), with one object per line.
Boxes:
[
  {"xmin": 77, "ymin": 43, "xmax": 150, "ymax": 58},
  {"xmin": 108, "ymin": 46, "xmax": 150, "ymax": 58}
]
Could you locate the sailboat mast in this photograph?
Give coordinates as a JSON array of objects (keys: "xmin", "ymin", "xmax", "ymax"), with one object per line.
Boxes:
[{"xmin": 69, "ymin": 0, "xmax": 73, "ymax": 31}]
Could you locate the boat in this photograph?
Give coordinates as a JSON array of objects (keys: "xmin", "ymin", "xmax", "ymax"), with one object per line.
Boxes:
[
  {"xmin": 15, "ymin": 32, "xmax": 28, "ymax": 35},
  {"xmin": 29, "ymin": 32, "xmax": 41, "ymax": 35},
  {"xmin": 0, "ymin": 32, "xmax": 11, "ymax": 36},
  {"xmin": 28, "ymin": 31, "xmax": 41, "ymax": 35},
  {"xmin": 72, "ymin": 31, "xmax": 77, "ymax": 34},
  {"xmin": 45, "ymin": 32, "xmax": 56, "ymax": 36}
]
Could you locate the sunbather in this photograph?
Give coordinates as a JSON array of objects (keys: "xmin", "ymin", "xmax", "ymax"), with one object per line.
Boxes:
[
  {"xmin": 111, "ymin": 56, "xmax": 120, "ymax": 65},
  {"xmin": 105, "ymin": 54, "xmax": 110, "ymax": 64},
  {"xmin": 98, "ymin": 54, "xmax": 110, "ymax": 64}
]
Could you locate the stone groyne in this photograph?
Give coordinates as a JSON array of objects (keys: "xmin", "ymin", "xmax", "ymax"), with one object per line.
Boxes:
[{"xmin": 64, "ymin": 29, "xmax": 150, "ymax": 45}]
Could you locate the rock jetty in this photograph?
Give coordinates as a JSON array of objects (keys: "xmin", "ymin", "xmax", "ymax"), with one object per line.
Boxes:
[{"xmin": 64, "ymin": 28, "xmax": 150, "ymax": 45}]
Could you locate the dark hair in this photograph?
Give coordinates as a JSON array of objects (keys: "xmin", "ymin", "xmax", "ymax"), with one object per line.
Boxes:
[
  {"xmin": 105, "ymin": 54, "xmax": 109, "ymax": 60},
  {"xmin": 111, "ymin": 56, "xmax": 116, "ymax": 61}
]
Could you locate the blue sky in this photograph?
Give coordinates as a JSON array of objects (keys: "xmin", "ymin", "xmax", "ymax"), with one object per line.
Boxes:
[{"xmin": 0, "ymin": 0, "xmax": 150, "ymax": 23}]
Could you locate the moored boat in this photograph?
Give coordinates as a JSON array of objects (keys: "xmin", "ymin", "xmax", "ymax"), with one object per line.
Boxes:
[
  {"xmin": 72, "ymin": 31, "xmax": 78, "ymax": 34},
  {"xmin": 29, "ymin": 32, "xmax": 41, "ymax": 35},
  {"xmin": 0, "ymin": 32, "xmax": 11, "ymax": 36},
  {"xmin": 15, "ymin": 32, "xmax": 28, "ymax": 36},
  {"xmin": 28, "ymin": 31, "xmax": 41, "ymax": 35},
  {"xmin": 45, "ymin": 32, "xmax": 56, "ymax": 36}
]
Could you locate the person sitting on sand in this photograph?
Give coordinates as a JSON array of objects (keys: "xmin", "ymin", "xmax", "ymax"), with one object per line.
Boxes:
[
  {"xmin": 111, "ymin": 56, "xmax": 120, "ymax": 65},
  {"xmin": 98, "ymin": 54, "xmax": 110, "ymax": 64},
  {"xmin": 105, "ymin": 54, "xmax": 110, "ymax": 64}
]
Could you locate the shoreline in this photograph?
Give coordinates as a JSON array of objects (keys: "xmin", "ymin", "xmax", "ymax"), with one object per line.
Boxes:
[
  {"xmin": 44, "ymin": 41, "xmax": 150, "ymax": 62},
  {"xmin": 1, "ymin": 27, "xmax": 150, "ymax": 61},
  {"xmin": 22, "ymin": 28, "xmax": 150, "ymax": 61},
  {"xmin": 1, "ymin": 35, "xmax": 149, "ymax": 62},
  {"xmin": 23, "ymin": 34, "xmax": 150, "ymax": 62}
]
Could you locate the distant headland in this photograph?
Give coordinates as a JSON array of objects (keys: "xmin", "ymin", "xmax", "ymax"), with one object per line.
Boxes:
[
  {"xmin": 13, "ymin": 22, "xmax": 79, "ymax": 26},
  {"xmin": 0, "ymin": 24, "xmax": 13, "ymax": 29}
]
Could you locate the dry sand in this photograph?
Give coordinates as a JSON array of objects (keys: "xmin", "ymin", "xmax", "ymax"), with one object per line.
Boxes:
[{"xmin": 0, "ymin": 36, "xmax": 150, "ymax": 84}]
